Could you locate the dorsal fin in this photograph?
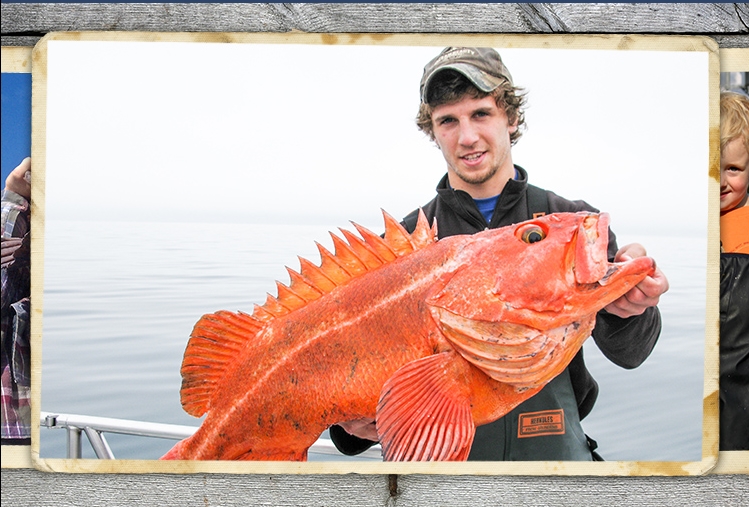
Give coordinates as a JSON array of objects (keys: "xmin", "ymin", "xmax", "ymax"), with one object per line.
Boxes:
[
  {"xmin": 275, "ymin": 282, "xmax": 307, "ymax": 311},
  {"xmin": 410, "ymin": 209, "xmax": 438, "ymax": 249},
  {"xmin": 339, "ymin": 228, "xmax": 385, "ymax": 269},
  {"xmin": 252, "ymin": 303, "xmax": 276, "ymax": 322},
  {"xmin": 298, "ymin": 257, "xmax": 337, "ymax": 293},
  {"xmin": 329, "ymin": 232, "xmax": 368, "ymax": 276},
  {"xmin": 180, "ymin": 311, "xmax": 264, "ymax": 417},
  {"xmin": 352, "ymin": 223, "xmax": 397, "ymax": 262},
  {"xmin": 316, "ymin": 243, "xmax": 353, "ymax": 284},
  {"xmin": 285, "ymin": 267, "xmax": 324, "ymax": 302},
  {"xmin": 251, "ymin": 209, "xmax": 436, "ymax": 320},
  {"xmin": 262, "ymin": 293, "xmax": 292, "ymax": 317},
  {"xmin": 383, "ymin": 210, "xmax": 416, "ymax": 256}
]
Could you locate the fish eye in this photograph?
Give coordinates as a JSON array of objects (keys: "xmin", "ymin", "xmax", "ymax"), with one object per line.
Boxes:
[{"xmin": 517, "ymin": 224, "xmax": 546, "ymax": 244}]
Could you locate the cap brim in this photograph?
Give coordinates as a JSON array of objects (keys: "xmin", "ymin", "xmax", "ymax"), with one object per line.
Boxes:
[{"xmin": 421, "ymin": 63, "xmax": 507, "ymax": 103}]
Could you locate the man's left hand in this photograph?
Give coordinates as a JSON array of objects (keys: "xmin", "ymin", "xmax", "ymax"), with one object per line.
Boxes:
[{"xmin": 604, "ymin": 243, "xmax": 669, "ymax": 318}]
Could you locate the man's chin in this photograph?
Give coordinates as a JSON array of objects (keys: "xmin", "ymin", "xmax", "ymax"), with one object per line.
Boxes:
[{"xmin": 454, "ymin": 168, "xmax": 497, "ymax": 186}]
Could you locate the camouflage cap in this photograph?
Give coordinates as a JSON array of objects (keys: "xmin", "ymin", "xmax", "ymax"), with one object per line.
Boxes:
[{"xmin": 420, "ymin": 47, "xmax": 514, "ymax": 104}]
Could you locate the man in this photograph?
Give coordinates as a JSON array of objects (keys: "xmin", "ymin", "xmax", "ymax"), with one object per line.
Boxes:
[
  {"xmin": 1, "ymin": 157, "xmax": 32, "ymax": 445},
  {"xmin": 330, "ymin": 47, "xmax": 669, "ymax": 460}
]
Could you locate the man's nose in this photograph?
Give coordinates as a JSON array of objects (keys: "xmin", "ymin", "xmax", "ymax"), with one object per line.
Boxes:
[{"xmin": 458, "ymin": 122, "xmax": 479, "ymax": 146}]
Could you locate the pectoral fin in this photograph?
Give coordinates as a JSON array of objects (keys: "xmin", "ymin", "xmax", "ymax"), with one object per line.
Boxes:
[{"xmin": 375, "ymin": 351, "xmax": 475, "ymax": 461}]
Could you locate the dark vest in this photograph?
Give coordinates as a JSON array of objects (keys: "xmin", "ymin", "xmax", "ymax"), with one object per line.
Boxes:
[{"xmin": 401, "ymin": 172, "xmax": 595, "ymax": 461}]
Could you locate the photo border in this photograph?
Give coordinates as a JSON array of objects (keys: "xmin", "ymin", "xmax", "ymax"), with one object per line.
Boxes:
[{"xmin": 29, "ymin": 31, "xmax": 720, "ymax": 476}]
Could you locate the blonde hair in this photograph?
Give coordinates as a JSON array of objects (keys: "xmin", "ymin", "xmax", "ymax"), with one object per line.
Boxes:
[{"xmin": 720, "ymin": 91, "xmax": 749, "ymax": 153}]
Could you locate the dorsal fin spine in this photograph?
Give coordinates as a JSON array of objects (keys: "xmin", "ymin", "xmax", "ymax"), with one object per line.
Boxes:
[
  {"xmin": 286, "ymin": 267, "xmax": 324, "ymax": 302},
  {"xmin": 382, "ymin": 210, "xmax": 415, "ymax": 256},
  {"xmin": 252, "ymin": 303, "xmax": 276, "ymax": 321},
  {"xmin": 353, "ymin": 223, "xmax": 397, "ymax": 262},
  {"xmin": 340, "ymin": 228, "xmax": 385, "ymax": 269},
  {"xmin": 298, "ymin": 257, "xmax": 337, "ymax": 292},
  {"xmin": 410, "ymin": 209, "xmax": 437, "ymax": 248},
  {"xmin": 276, "ymin": 282, "xmax": 307, "ymax": 309},
  {"xmin": 330, "ymin": 232, "xmax": 367, "ymax": 275},
  {"xmin": 263, "ymin": 293, "xmax": 292, "ymax": 316},
  {"xmin": 317, "ymin": 243, "xmax": 353, "ymax": 284}
]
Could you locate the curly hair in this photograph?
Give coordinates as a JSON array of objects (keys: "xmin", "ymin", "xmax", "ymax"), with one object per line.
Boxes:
[
  {"xmin": 416, "ymin": 69, "xmax": 527, "ymax": 145},
  {"xmin": 720, "ymin": 91, "xmax": 749, "ymax": 154}
]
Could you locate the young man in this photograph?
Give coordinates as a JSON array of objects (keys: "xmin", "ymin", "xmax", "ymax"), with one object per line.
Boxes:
[{"xmin": 331, "ymin": 47, "xmax": 669, "ymax": 460}]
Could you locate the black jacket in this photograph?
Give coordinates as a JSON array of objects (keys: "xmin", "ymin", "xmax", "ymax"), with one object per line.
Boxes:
[
  {"xmin": 330, "ymin": 165, "xmax": 662, "ymax": 456},
  {"xmin": 719, "ymin": 252, "xmax": 749, "ymax": 451},
  {"xmin": 402, "ymin": 166, "xmax": 661, "ymax": 419}
]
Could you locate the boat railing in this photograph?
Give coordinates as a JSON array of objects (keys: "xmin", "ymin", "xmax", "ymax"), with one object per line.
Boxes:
[{"xmin": 40, "ymin": 411, "xmax": 383, "ymax": 461}]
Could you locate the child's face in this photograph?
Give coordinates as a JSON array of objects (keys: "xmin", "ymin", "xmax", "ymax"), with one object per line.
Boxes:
[{"xmin": 720, "ymin": 137, "xmax": 749, "ymax": 212}]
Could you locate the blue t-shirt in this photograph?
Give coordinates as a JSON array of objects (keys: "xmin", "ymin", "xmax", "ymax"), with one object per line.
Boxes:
[
  {"xmin": 474, "ymin": 195, "xmax": 499, "ymax": 224},
  {"xmin": 471, "ymin": 169, "xmax": 519, "ymax": 224}
]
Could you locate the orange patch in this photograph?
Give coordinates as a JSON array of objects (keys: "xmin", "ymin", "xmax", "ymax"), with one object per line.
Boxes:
[{"xmin": 518, "ymin": 409, "xmax": 565, "ymax": 438}]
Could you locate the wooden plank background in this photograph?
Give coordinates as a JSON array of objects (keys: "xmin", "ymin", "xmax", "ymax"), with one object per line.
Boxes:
[{"xmin": 1, "ymin": 3, "xmax": 747, "ymax": 505}]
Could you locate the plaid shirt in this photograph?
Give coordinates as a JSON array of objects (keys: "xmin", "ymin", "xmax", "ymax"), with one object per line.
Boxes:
[{"xmin": 1, "ymin": 189, "xmax": 31, "ymax": 441}]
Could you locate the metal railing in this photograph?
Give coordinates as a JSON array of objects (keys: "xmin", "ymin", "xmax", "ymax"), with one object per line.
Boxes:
[{"xmin": 40, "ymin": 411, "xmax": 382, "ymax": 461}]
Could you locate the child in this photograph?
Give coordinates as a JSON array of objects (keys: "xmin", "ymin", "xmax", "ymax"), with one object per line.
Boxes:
[
  {"xmin": 720, "ymin": 91, "xmax": 749, "ymax": 254},
  {"xmin": 718, "ymin": 90, "xmax": 749, "ymax": 451}
]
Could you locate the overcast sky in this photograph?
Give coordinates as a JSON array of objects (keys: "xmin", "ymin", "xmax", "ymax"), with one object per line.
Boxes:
[{"xmin": 42, "ymin": 40, "xmax": 709, "ymax": 237}]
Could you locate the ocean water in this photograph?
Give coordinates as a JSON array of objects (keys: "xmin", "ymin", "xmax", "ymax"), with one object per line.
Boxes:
[{"xmin": 38, "ymin": 219, "xmax": 708, "ymax": 462}]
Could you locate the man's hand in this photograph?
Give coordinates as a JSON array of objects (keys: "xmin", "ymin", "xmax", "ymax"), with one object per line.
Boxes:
[
  {"xmin": 5, "ymin": 157, "xmax": 31, "ymax": 199},
  {"xmin": 604, "ymin": 243, "xmax": 669, "ymax": 318},
  {"xmin": 337, "ymin": 417, "xmax": 378, "ymax": 442}
]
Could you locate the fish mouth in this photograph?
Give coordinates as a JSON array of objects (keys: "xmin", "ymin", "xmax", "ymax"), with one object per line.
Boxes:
[
  {"xmin": 574, "ymin": 255, "xmax": 655, "ymax": 317},
  {"xmin": 566, "ymin": 213, "xmax": 656, "ymax": 320},
  {"xmin": 572, "ymin": 212, "xmax": 655, "ymax": 290},
  {"xmin": 598, "ymin": 257, "xmax": 655, "ymax": 286}
]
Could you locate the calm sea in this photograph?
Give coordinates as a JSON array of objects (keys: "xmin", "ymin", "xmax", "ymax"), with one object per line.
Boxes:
[{"xmin": 38, "ymin": 219, "xmax": 707, "ymax": 462}]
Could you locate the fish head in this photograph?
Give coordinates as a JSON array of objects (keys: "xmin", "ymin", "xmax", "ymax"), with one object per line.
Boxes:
[{"xmin": 430, "ymin": 212, "xmax": 656, "ymax": 330}]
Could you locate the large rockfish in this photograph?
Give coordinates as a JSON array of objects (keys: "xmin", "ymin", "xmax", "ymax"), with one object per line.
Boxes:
[{"xmin": 161, "ymin": 211, "xmax": 655, "ymax": 461}]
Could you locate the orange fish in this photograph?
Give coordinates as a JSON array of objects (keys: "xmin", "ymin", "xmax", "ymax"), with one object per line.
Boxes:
[{"xmin": 161, "ymin": 211, "xmax": 654, "ymax": 461}]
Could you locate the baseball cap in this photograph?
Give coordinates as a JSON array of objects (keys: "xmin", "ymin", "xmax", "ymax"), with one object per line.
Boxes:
[{"xmin": 420, "ymin": 47, "xmax": 514, "ymax": 104}]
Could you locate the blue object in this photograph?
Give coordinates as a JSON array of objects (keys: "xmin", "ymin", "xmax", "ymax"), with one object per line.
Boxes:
[{"xmin": 1, "ymin": 72, "xmax": 32, "ymax": 187}]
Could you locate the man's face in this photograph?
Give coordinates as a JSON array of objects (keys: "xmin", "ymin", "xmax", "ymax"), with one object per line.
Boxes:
[
  {"xmin": 720, "ymin": 137, "xmax": 749, "ymax": 212},
  {"xmin": 431, "ymin": 94, "xmax": 517, "ymax": 198}
]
